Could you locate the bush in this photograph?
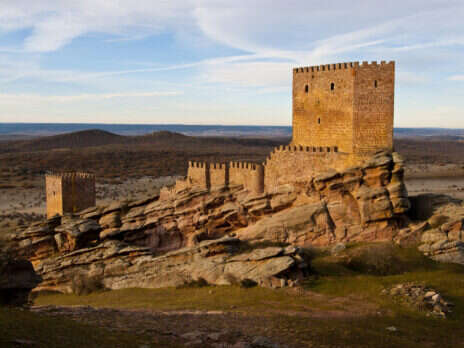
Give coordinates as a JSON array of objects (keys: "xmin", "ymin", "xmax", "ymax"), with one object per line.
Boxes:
[
  {"xmin": 343, "ymin": 243, "xmax": 433, "ymax": 276},
  {"xmin": 310, "ymin": 243, "xmax": 437, "ymax": 277},
  {"xmin": 71, "ymin": 274, "xmax": 106, "ymax": 295},
  {"xmin": 176, "ymin": 277, "xmax": 209, "ymax": 289},
  {"xmin": 240, "ymin": 279, "xmax": 257, "ymax": 288}
]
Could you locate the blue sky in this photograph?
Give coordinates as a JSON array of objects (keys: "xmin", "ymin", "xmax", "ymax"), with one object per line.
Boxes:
[{"xmin": 0, "ymin": 0, "xmax": 464, "ymax": 127}]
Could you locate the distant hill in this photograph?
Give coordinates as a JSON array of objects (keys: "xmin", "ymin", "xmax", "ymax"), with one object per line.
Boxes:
[
  {"xmin": 13, "ymin": 129, "xmax": 127, "ymax": 151},
  {"xmin": 0, "ymin": 129, "xmax": 287, "ymax": 154}
]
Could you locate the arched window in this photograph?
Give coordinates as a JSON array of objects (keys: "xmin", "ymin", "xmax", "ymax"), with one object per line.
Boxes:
[
  {"xmin": 305, "ymin": 84, "xmax": 309, "ymax": 93},
  {"xmin": 374, "ymin": 80, "xmax": 378, "ymax": 88},
  {"xmin": 318, "ymin": 117, "xmax": 321, "ymax": 124},
  {"xmin": 330, "ymin": 82, "xmax": 335, "ymax": 91}
]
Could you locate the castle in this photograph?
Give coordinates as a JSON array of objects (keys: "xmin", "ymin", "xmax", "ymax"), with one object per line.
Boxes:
[
  {"xmin": 161, "ymin": 60, "xmax": 395, "ymax": 198},
  {"xmin": 45, "ymin": 172, "xmax": 96, "ymax": 218},
  {"xmin": 46, "ymin": 60, "xmax": 395, "ymax": 214}
]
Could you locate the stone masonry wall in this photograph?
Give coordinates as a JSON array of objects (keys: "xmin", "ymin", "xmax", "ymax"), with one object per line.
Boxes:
[
  {"xmin": 264, "ymin": 145, "xmax": 348, "ymax": 191},
  {"xmin": 60, "ymin": 173, "xmax": 96, "ymax": 214},
  {"xmin": 45, "ymin": 175, "xmax": 63, "ymax": 218},
  {"xmin": 353, "ymin": 61, "xmax": 394, "ymax": 155},
  {"xmin": 184, "ymin": 161, "xmax": 264, "ymax": 194},
  {"xmin": 210, "ymin": 163, "xmax": 229, "ymax": 189},
  {"xmin": 229, "ymin": 162, "xmax": 264, "ymax": 194},
  {"xmin": 292, "ymin": 62, "xmax": 355, "ymax": 153},
  {"xmin": 292, "ymin": 61, "xmax": 394, "ymax": 157},
  {"xmin": 46, "ymin": 173, "xmax": 95, "ymax": 218},
  {"xmin": 187, "ymin": 161, "xmax": 210, "ymax": 190}
]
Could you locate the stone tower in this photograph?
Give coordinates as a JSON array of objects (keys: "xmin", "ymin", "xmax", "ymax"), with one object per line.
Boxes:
[
  {"xmin": 45, "ymin": 172, "xmax": 96, "ymax": 218},
  {"xmin": 292, "ymin": 61, "xmax": 395, "ymax": 159}
]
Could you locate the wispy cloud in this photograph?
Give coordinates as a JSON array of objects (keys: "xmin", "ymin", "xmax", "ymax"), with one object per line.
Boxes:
[
  {"xmin": 0, "ymin": 91, "xmax": 181, "ymax": 104},
  {"xmin": 448, "ymin": 75, "xmax": 464, "ymax": 81},
  {"xmin": 1, "ymin": 1, "xmax": 464, "ymax": 125}
]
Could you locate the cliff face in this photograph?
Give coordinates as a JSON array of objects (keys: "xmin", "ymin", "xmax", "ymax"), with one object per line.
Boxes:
[{"xmin": 10, "ymin": 151, "xmax": 410, "ymax": 292}]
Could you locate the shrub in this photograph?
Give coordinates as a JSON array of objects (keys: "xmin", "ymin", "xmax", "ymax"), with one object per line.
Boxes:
[
  {"xmin": 176, "ymin": 277, "xmax": 209, "ymax": 289},
  {"xmin": 240, "ymin": 278, "xmax": 257, "ymax": 288},
  {"xmin": 343, "ymin": 243, "xmax": 434, "ymax": 276},
  {"xmin": 71, "ymin": 274, "xmax": 106, "ymax": 295}
]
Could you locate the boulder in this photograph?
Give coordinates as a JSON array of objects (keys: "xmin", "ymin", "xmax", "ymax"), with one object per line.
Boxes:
[{"xmin": 34, "ymin": 237, "xmax": 307, "ymax": 293}]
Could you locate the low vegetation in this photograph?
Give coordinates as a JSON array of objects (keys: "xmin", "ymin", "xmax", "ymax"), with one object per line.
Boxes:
[
  {"xmin": 31, "ymin": 243, "xmax": 464, "ymax": 347},
  {"xmin": 0, "ymin": 307, "xmax": 177, "ymax": 348}
]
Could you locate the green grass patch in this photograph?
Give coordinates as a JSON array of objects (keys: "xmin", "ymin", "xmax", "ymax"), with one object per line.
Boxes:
[
  {"xmin": 0, "ymin": 307, "xmax": 169, "ymax": 348},
  {"xmin": 32, "ymin": 242, "xmax": 464, "ymax": 347},
  {"xmin": 35, "ymin": 286, "xmax": 330, "ymax": 313}
]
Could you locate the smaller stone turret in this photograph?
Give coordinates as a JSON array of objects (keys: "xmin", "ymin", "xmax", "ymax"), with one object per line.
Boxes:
[{"xmin": 45, "ymin": 172, "xmax": 96, "ymax": 218}]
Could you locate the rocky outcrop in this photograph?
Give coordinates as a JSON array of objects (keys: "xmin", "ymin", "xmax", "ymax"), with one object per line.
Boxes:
[
  {"xmin": 419, "ymin": 219, "xmax": 464, "ymax": 264},
  {"xmin": 9, "ymin": 151, "xmax": 410, "ymax": 292},
  {"xmin": 237, "ymin": 152, "xmax": 410, "ymax": 245},
  {"xmin": 0, "ymin": 255, "xmax": 41, "ymax": 305},
  {"xmin": 382, "ymin": 283, "xmax": 453, "ymax": 318},
  {"xmin": 413, "ymin": 194, "xmax": 464, "ymax": 265},
  {"xmin": 34, "ymin": 237, "xmax": 307, "ymax": 293}
]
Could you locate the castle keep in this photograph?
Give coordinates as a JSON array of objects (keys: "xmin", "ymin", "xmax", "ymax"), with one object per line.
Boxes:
[
  {"xmin": 45, "ymin": 172, "xmax": 96, "ymax": 218},
  {"xmin": 46, "ymin": 60, "xmax": 395, "ymax": 209},
  {"xmin": 165, "ymin": 60, "xmax": 395, "ymax": 196},
  {"xmin": 292, "ymin": 61, "xmax": 394, "ymax": 156}
]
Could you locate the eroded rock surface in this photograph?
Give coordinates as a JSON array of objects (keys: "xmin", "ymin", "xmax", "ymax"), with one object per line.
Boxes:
[
  {"xmin": 9, "ymin": 151, "xmax": 411, "ymax": 292},
  {"xmin": 34, "ymin": 237, "xmax": 307, "ymax": 293},
  {"xmin": 415, "ymin": 194, "xmax": 464, "ymax": 265}
]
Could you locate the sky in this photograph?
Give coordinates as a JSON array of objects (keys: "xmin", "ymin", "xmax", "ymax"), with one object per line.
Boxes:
[{"xmin": 0, "ymin": 0, "xmax": 464, "ymax": 127}]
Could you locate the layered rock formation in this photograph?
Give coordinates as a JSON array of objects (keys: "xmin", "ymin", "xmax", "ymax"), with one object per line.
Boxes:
[
  {"xmin": 9, "ymin": 151, "xmax": 411, "ymax": 292},
  {"xmin": 34, "ymin": 237, "xmax": 308, "ymax": 293},
  {"xmin": 403, "ymin": 193, "xmax": 464, "ymax": 265}
]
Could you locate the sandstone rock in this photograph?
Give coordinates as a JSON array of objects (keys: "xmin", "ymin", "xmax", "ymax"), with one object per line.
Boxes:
[
  {"xmin": 9, "ymin": 151, "xmax": 410, "ymax": 291},
  {"xmin": 331, "ymin": 242, "xmax": 346, "ymax": 254},
  {"xmin": 98, "ymin": 211, "xmax": 121, "ymax": 229},
  {"xmin": 33, "ymin": 237, "xmax": 306, "ymax": 293}
]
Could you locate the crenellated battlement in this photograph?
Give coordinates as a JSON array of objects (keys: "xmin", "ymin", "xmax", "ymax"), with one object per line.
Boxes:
[
  {"xmin": 293, "ymin": 60, "xmax": 394, "ymax": 74},
  {"xmin": 229, "ymin": 161, "xmax": 263, "ymax": 170},
  {"xmin": 188, "ymin": 161, "xmax": 208, "ymax": 169},
  {"xmin": 273, "ymin": 145, "xmax": 339, "ymax": 153},
  {"xmin": 46, "ymin": 172, "xmax": 95, "ymax": 180}
]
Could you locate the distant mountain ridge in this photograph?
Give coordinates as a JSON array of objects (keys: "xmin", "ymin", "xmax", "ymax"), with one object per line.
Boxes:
[
  {"xmin": 0, "ymin": 129, "xmax": 287, "ymax": 153},
  {"xmin": 1, "ymin": 123, "xmax": 464, "ymax": 138}
]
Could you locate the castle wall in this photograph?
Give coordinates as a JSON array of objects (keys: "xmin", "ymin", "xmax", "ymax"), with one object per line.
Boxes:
[
  {"xmin": 229, "ymin": 162, "xmax": 264, "ymax": 194},
  {"xmin": 292, "ymin": 62, "xmax": 356, "ymax": 153},
  {"xmin": 187, "ymin": 161, "xmax": 210, "ymax": 190},
  {"xmin": 45, "ymin": 175, "xmax": 63, "ymax": 218},
  {"xmin": 61, "ymin": 173, "xmax": 96, "ymax": 214},
  {"xmin": 210, "ymin": 163, "xmax": 229, "ymax": 189},
  {"xmin": 264, "ymin": 146, "xmax": 348, "ymax": 190},
  {"xmin": 353, "ymin": 61, "xmax": 394, "ymax": 155},
  {"xmin": 46, "ymin": 172, "xmax": 96, "ymax": 218}
]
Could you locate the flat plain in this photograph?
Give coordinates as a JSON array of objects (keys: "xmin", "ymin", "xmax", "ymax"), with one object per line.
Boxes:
[{"xmin": 2, "ymin": 130, "xmax": 464, "ymax": 347}]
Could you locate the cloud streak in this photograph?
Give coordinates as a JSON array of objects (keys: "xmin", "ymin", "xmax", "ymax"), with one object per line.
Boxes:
[{"xmin": 0, "ymin": 91, "xmax": 181, "ymax": 104}]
